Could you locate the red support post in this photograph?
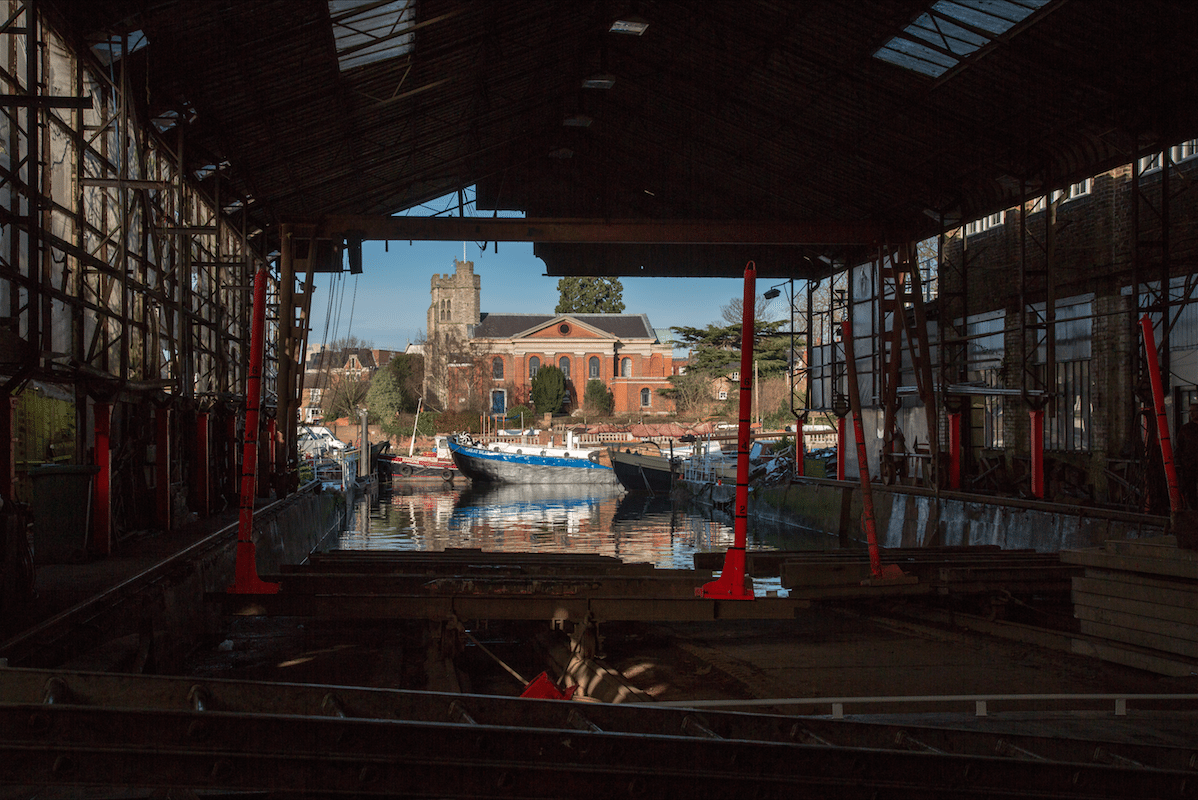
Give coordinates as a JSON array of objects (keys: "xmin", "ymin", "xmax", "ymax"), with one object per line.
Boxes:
[
  {"xmin": 794, "ymin": 418, "xmax": 804, "ymax": 477},
  {"xmin": 229, "ymin": 267, "xmax": 279, "ymax": 594},
  {"xmin": 948, "ymin": 411, "xmax": 962, "ymax": 490},
  {"xmin": 699, "ymin": 262, "xmax": 757, "ymax": 600},
  {"xmin": 1029, "ymin": 408, "xmax": 1045, "ymax": 499},
  {"xmin": 155, "ymin": 407, "xmax": 171, "ymax": 531},
  {"xmin": 92, "ymin": 402, "xmax": 112, "ymax": 556},
  {"xmin": 840, "ymin": 320, "xmax": 885, "ymax": 579},
  {"xmin": 1140, "ymin": 315, "xmax": 1183, "ymax": 512},
  {"xmin": 194, "ymin": 412, "xmax": 210, "ymax": 518}
]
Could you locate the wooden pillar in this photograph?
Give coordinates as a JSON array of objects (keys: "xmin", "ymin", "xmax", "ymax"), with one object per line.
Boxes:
[
  {"xmin": 155, "ymin": 407, "xmax": 171, "ymax": 530},
  {"xmin": 92, "ymin": 402, "xmax": 112, "ymax": 556}
]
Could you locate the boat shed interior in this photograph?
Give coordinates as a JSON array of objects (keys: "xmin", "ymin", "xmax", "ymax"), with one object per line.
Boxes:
[
  {"xmin": 0, "ymin": 0, "xmax": 1196, "ymax": 563},
  {"xmin": 5, "ymin": 2, "xmax": 1198, "ymax": 797}
]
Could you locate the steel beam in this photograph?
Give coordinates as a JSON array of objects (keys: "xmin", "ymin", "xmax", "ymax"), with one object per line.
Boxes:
[
  {"xmin": 2, "ymin": 668, "xmax": 1196, "ymax": 772},
  {"xmin": 0, "ymin": 700, "xmax": 1191, "ymax": 799},
  {"xmin": 312, "ymin": 215, "xmax": 894, "ymax": 245}
]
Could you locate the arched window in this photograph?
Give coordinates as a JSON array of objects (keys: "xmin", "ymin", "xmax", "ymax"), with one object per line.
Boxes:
[
  {"xmin": 559, "ymin": 356, "xmax": 570, "ymax": 378},
  {"xmin": 641, "ymin": 388, "xmax": 651, "ymax": 407},
  {"xmin": 446, "ymin": 299, "xmax": 451, "ymax": 319},
  {"xmin": 529, "ymin": 356, "xmax": 540, "ymax": 377},
  {"xmin": 492, "ymin": 357, "xmax": 504, "ymax": 379},
  {"xmin": 588, "ymin": 356, "xmax": 600, "ymax": 379},
  {"xmin": 620, "ymin": 357, "xmax": 632, "ymax": 377}
]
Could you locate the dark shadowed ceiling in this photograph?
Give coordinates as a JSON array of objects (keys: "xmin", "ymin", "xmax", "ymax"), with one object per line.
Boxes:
[{"xmin": 50, "ymin": 0, "xmax": 1198, "ymax": 278}]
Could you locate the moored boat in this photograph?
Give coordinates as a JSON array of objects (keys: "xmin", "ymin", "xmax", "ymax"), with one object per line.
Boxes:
[
  {"xmin": 378, "ymin": 436, "xmax": 461, "ymax": 481},
  {"xmin": 447, "ymin": 434, "xmax": 620, "ymax": 486},
  {"xmin": 608, "ymin": 444, "xmax": 679, "ymax": 493}
]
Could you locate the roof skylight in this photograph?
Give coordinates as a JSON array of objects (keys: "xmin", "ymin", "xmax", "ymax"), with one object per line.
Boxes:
[
  {"xmin": 90, "ymin": 30, "xmax": 148, "ymax": 66},
  {"xmin": 874, "ymin": 0, "xmax": 1052, "ymax": 78},
  {"xmin": 329, "ymin": 0, "xmax": 416, "ymax": 72}
]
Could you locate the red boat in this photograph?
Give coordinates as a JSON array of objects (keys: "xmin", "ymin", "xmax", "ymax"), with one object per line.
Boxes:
[{"xmin": 377, "ymin": 436, "xmax": 461, "ymax": 481}]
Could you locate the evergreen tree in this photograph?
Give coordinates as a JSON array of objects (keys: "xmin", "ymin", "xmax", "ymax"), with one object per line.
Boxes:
[
  {"xmin": 583, "ymin": 379, "xmax": 615, "ymax": 416},
  {"xmin": 555, "ymin": 277, "xmax": 625, "ymax": 314},
  {"xmin": 530, "ymin": 365, "xmax": 567, "ymax": 415},
  {"xmin": 364, "ymin": 354, "xmax": 423, "ymax": 436}
]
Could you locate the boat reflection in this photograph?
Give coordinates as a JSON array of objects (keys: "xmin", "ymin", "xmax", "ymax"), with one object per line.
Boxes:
[{"xmin": 337, "ymin": 482, "xmax": 825, "ymax": 580}]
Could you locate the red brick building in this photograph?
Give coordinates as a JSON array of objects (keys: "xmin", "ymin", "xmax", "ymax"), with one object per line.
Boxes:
[{"xmin": 426, "ymin": 260, "xmax": 677, "ymax": 416}]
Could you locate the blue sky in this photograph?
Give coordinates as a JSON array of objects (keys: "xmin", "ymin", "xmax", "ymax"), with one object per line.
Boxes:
[{"xmin": 305, "ymin": 190, "xmax": 788, "ymax": 355}]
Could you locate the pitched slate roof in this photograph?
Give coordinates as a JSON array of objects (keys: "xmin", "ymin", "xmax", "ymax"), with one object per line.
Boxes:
[{"xmin": 472, "ymin": 313, "xmax": 657, "ymax": 341}]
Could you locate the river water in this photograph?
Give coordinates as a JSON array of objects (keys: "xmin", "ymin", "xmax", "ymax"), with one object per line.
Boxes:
[{"xmin": 337, "ymin": 481, "xmax": 837, "ymax": 595}]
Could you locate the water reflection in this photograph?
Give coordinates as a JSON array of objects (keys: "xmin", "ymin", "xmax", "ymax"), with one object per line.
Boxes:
[
  {"xmin": 341, "ymin": 483, "xmax": 747, "ymax": 569},
  {"xmin": 340, "ymin": 483, "xmax": 835, "ymax": 587}
]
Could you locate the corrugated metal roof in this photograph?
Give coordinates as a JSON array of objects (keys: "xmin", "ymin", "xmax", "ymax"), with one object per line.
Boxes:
[{"xmin": 54, "ymin": 0, "xmax": 1198, "ymax": 278}]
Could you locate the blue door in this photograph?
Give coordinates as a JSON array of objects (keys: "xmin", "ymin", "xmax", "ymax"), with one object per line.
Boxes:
[{"xmin": 491, "ymin": 390, "xmax": 505, "ymax": 415}]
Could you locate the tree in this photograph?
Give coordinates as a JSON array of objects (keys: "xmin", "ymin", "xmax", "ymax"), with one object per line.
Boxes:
[
  {"xmin": 322, "ymin": 335, "xmax": 374, "ymax": 352},
  {"xmin": 583, "ymin": 379, "xmax": 614, "ymax": 416},
  {"xmin": 505, "ymin": 404, "xmax": 533, "ymax": 428},
  {"xmin": 672, "ymin": 312, "xmax": 789, "ymax": 379},
  {"xmin": 657, "ymin": 371, "xmax": 711, "ymax": 415},
  {"xmin": 720, "ymin": 294, "xmax": 781, "ymax": 326},
  {"xmin": 423, "ymin": 328, "xmax": 490, "ymax": 412},
  {"xmin": 530, "ymin": 364, "xmax": 567, "ymax": 415},
  {"xmin": 555, "ymin": 277, "xmax": 625, "ymax": 314},
  {"xmin": 365, "ymin": 354, "xmax": 424, "ymax": 436},
  {"xmin": 324, "ymin": 373, "xmax": 369, "ymax": 421}
]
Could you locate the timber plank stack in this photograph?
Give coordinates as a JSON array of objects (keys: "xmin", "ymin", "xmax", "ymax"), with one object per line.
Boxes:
[
  {"xmin": 1061, "ymin": 536, "xmax": 1198, "ymax": 676},
  {"xmin": 696, "ymin": 547, "xmax": 1079, "ymax": 601}
]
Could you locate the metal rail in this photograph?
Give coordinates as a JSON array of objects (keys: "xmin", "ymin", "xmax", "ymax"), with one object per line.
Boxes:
[{"xmin": 2, "ymin": 668, "xmax": 1196, "ymax": 797}]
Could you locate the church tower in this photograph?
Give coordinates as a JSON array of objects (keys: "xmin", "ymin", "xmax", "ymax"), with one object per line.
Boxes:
[{"xmin": 428, "ymin": 259, "xmax": 481, "ymax": 341}]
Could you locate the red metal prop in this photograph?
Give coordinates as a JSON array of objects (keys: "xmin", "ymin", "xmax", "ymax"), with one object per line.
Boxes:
[
  {"xmin": 229, "ymin": 267, "xmax": 280, "ymax": 594},
  {"xmin": 794, "ymin": 417, "xmax": 804, "ymax": 477},
  {"xmin": 92, "ymin": 402, "xmax": 112, "ymax": 556},
  {"xmin": 1029, "ymin": 407, "xmax": 1045, "ymax": 499},
  {"xmin": 948, "ymin": 411, "xmax": 961, "ymax": 490},
  {"xmin": 841, "ymin": 319, "xmax": 904, "ymax": 582},
  {"xmin": 1140, "ymin": 315, "xmax": 1183, "ymax": 512},
  {"xmin": 699, "ymin": 262, "xmax": 757, "ymax": 600},
  {"xmin": 519, "ymin": 671, "xmax": 578, "ymax": 700}
]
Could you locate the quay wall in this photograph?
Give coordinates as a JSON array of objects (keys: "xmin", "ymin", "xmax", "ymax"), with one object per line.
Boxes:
[
  {"xmin": 43, "ymin": 488, "xmax": 344, "ymax": 673},
  {"xmin": 748, "ymin": 479, "xmax": 1167, "ymax": 551}
]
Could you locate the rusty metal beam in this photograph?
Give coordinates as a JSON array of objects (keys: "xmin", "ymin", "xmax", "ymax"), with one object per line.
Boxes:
[
  {"xmin": 0, "ymin": 698, "xmax": 1191, "ymax": 798},
  {"xmin": 310, "ymin": 215, "xmax": 898, "ymax": 245}
]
